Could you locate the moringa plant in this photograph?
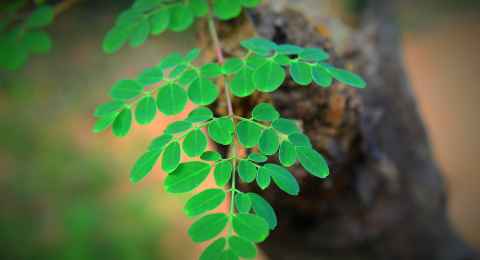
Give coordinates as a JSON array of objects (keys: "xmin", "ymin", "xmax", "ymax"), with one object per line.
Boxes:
[{"xmin": 92, "ymin": 0, "xmax": 366, "ymax": 259}]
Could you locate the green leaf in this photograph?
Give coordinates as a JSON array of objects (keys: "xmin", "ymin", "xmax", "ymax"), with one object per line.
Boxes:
[
  {"xmin": 245, "ymin": 55, "xmax": 267, "ymax": 70},
  {"xmin": 248, "ymin": 153, "xmax": 267, "ymax": 163},
  {"xmin": 188, "ymin": 77, "xmax": 219, "ymax": 105},
  {"xmin": 232, "ymin": 213, "xmax": 269, "ymax": 242},
  {"xmin": 311, "ymin": 65, "xmax": 333, "ymax": 87},
  {"xmin": 187, "ymin": 106, "xmax": 213, "ymax": 123},
  {"xmin": 273, "ymin": 55, "xmax": 290, "ymax": 65},
  {"xmin": 240, "ymin": 37, "xmax": 276, "ymax": 56},
  {"xmin": 328, "ymin": 68, "xmax": 366, "ymax": 88},
  {"xmin": 184, "ymin": 188, "xmax": 226, "ymax": 217},
  {"xmin": 25, "ymin": 6, "xmax": 54, "ymax": 29},
  {"xmin": 241, "ymin": 0, "xmax": 262, "ymax": 8},
  {"xmin": 228, "ymin": 236, "xmax": 257, "ymax": 259},
  {"xmin": 129, "ymin": 19, "xmax": 151, "ymax": 47},
  {"xmin": 275, "ymin": 44, "xmax": 303, "ymax": 55},
  {"xmin": 200, "ymin": 63, "xmax": 222, "ymax": 78},
  {"xmin": 213, "ymin": 0, "xmax": 242, "ymax": 20},
  {"xmin": 200, "ymin": 238, "xmax": 226, "ymax": 260},
  {"xmin": 288, "ymin": 133, "xmax": 311, "ymax": 147},
  {"xmin": 259, "ymin": 128, "xmax": 279, "ymax": 155},
  {"xmin": 279, "ymin": 141, "xmax": 296, "ymax": 167},
  {"xmin": 158, "ymin": 52, "xmax": 183, "ymax": 69},
  {"xmin": 165, "ymin": 120, "xmax": 192, "ymax": 134},
  {"xmin": 169, "ymin": 64, "xmax": 188, "ymax": 78},
  {"xmin": 200, "ymin": 151, "xmax": 222, "ymax": 161},
  {"xmin": 236, "ymin": 192, "xmax": 252, "ymax": 213},
  {"xmin": 290, "ymin": 61, "xmax": 312, "ymax": 86},
  {"xmin": 150, "ymin": 9, "xmax": 170, "ymax": 35},
  {"xmin": 157, "ymin": 83, "xmax": 188, "ymax": 115},
  {"xmin": 220, "ymin": 250, "xmax": 239, "ymax": 260},
  {"xmin": 130, "ymin": 150, "xmax": 161, "ymax": 183},
  {"xmin": 149, "ymin": 134, "xmax": 173, "ymax": 151},
  {"xmin": 252, "ymin": 103, "xmax": 279, "ymax": 121},
  {"xmin": 116, "ymin": 9, "xmax": 142, "ymax": 26},
  {"xmin": 208, "ymin": 117, "xmax": 234, "ymax": 145},
  {"xmin": 236, "ymin": 120, "xmax": 262, "ymax": 148},
  {"xmin": 185, "ymin": 48, "xmax": 201, "ymax": 62},
  {"xmin": 189, "ymin": 0, "xmax": 209, "ymax": 17},
  {"xmin": 22, "ymin": 31, "xmax": 52, "ymax": 54},
  {"xmin": 238, "ymin": 160, "xmax": 257, "ymax": 183},
  {"xmin": 112, "ymin": 107, "xmax": 132, "ymax": 137},
  {"xmin": 256, "ymin": 169, "xmax": 271, "ymax": 189},
  {"xmin": 169, "ymin": 4, "xmax": 194, "ymax": 32},
  {"xmin": 183, "ymin": 129, "xmax": 208, "ymax": 157},
  {"xmin": 94, "ymin": 101, "xmax": 125, "ymax": 117},
  {"xmin": 178, "ymin": 69, "xmax": 199, "ymax": 85},
  {"xmin": 214, "ymin": 160, "xmax": 233, "ymax": 186},
  {"xmin": 230, "ymin": 67, "xmax": 255, "ymax": 97},
  {"xmin": 162, "ymin": 141, "xmax": 181, "ymax": 173},
  {"xmin": 0, "ymin": 37, "xmax": 28, "ymax": 70},
  {"xmin": 135, "ymin": 95, "xmax": 157, "ymax": 125},
  {"xmin": 253, "ymin": 61, "xmax": 285, "ymax": 92},
  {"xmin": 263, "ymin": 164, "xmax": 299, "ymax": 195},
  {"xmin": 92, "ymin": 113, "xmax": 117, "ymax": 133},
  {"xmin": 299, "ymin": 48, "xmax": 329, "ymax": 62},
  {"xmin": 188, "ymin": 213, "xmax": 228, "ymax": 242},
  {"xmin": 110, "ymin": 80, "xmax": 143, "ymax": 100},
  {"xmin": 165, "ymin": 161, "xmax": 211, "ymax": 193},
  {"xmin": 138, "ymin": 67, "xmax": 163, "ymax": 85},
  {"xmin": 222, "ymin": 57, "xmax": 244, "ymax": 74},
  {"xmin": 295, "ymin": 147, "xmax": 329, "ymax": 178},
  {"xmin": 248, "ymin": 193, "xmax": 277, "ymax": 230},
  {"xmin": 102, "ymin": 26, "xmax": 130, "ymax": 54},
  {"xmin": 272, "ymin": 118, "xmax": 300, "ymax": 135}
]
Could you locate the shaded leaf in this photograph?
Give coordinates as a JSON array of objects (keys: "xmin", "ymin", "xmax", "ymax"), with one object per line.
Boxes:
[
  {"xmin": 248, "ymin": 153, "xmax": 267, "ymax": 163},
  {"xmin": 214, "ymin": 160, "xmax": 233, "ymax": 186},
  {"xmin": 253, "ymin": 61, "xmax": 285, "ymax": 92},
  {"xmin": 200, "ymin": 151, "xmax": 222, "ymax": 162},
  {"xmin": 110, "ymin": 80, "xmax": 143, "ymax": 100},
  {"xmin": 290, "ymin": 61, "xmax": 312, "ymax": 85},
  {"xmin": 188, "ymin": 77, "xmax": 219, "ymax": 105},
  {"xmin": 232, "ymin": 213, "xmax": 269, "ymax": 242},
  {"xmin": 150, "ymin": 8, "xmax": 170, "ymax": 35},
  {"xmin": 272, "ymin": 118, "xmax": 300, "ymax": 135},
  {"xmin": 259, "ymin": 128, "xmax": 279, "ymax": 155},
  {"xmin": 129, "ymin": 18, "xmax": 150, "ymax": 47},
  {"xmin": 296, "ymin": 147, "xmax": 329, "ymax": 178},
  {"xmin": 238, "ymin": 160, "xmax": 257, "ymax": 183},
  {"xmin": 25, "ymin": 6, "xmax": 54, "ymax": 29},
  {"xmin": 135, "ymin": 95, "xmax": 157, "ymax": 125},
  {"xmin": 328, "ymin": 67, "xmax": 366, "ymax": 88},
  {"xmin": 235, "ymin": 192, "xmax": 252, "ymax": 213},
  {"xmin": 200, "ymin": 238, "xmax": 226, "ymax": 260},
  {"xmin": 165, "ymin": 161, "xmax": 211, "ymax": 193},
  {"xmin": 252, "ymin": 103, "xmax": 279, "ymax": 121},
  {"xmin": 262, "ymin": 164, "xmax": 299, "ymax": 195},
  {"xmin": 228, "ymin": 236, "xmax": 257, "ymax": 259},
  {"xmin": 112, "ymin": 107, "xmax": 132, "ymax": 137},
  {"xmin": 248, "ymin": 193, "xmax": 277, "ymax": 230},
  {"xmin": 237, "ymin": 120, "xmax": 262, "ymax": 148},
  {"xmin": 169, "ymin": 4, "xmax": 194, "ymax": 32},
  {"xmin": 208, "ymin": 117, "xmax": 234, "ymax": 145},
  {"xmin": 279, "ymin": 141, "xmax": 296, "ymax": 167}
]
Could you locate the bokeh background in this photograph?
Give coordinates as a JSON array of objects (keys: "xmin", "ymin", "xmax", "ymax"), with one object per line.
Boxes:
[{"xmin": 1, "ymin": 0, "xmax": 479, "ymax": 259}]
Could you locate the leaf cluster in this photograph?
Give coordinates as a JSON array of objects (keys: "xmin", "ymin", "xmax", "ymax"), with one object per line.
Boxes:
[{"xmin": 0, "ymin": 2, "xmax": 54, "ymax": 70}]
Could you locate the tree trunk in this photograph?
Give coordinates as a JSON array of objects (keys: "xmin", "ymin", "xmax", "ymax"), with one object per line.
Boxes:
[{"xmin": 204, "ymin": 0, "xmax": 478, "ymax": 259}]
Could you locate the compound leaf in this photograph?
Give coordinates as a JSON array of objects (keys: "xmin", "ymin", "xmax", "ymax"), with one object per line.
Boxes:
[
  {"xmin": 183, "ymin": 129, "xmax": 208, "ymax": 157},
  {"xmin": 252, "ymin": 103, "xmax": 279, "ymax": 121},
  {"xmin": 165, "ymin": 161, "xmax": 211, "ymax": 193},
  {"xmin": 249, "ymin": 193, "xmax": 277, "ymax": 230},
  {"xmin": 112, "ymin": 107, "xmax": 132, "ymax": 137},
  {"xmin": 208, "ymin": 117, "xmax": 234, "ymax": 145},
  {"xmin": 296, "ymin": 147, "xmax": 329, "ymax": 178},
  {"xmin": 110, "ymin": 80, "xmax": 143, "ymax": 100},
  {"xmin": 135, "ymin": 95, "xmax": 157, "ymax": 125},
  {"xmin": 188, "ymin": 77, "xmax": 219, "ymax": 105},
  {"xmin": 214, "ymin": 160, "xmax": 233, "ymax": 186},
  {"xmin": 263, "ymin": 164, "xmax": 299, "ymax": 195},
  {"xmin": 237, "ymin": 120, "xmax": 262, "ymax": 148},
  {"xmin": 228, "ymin": 236, "xmax": 257, "ymax": 259},
  {"xmin": 238, "ymin": 160, "xmax": 257, "ymax": 183},
  {"xmin": 253, "ymin": 61, "xmax": 285, "ymax": 92},
  {"xmin": 157, "ymin": 83, "xmax": 187, "ymax": 115},
  {"xmin": 188, "ymin": 213, "xmax": 228, "ymax": 242},
  {"xmin": 162, "ymin": 141, "xmax": 181, "ymax": 173},
  {"xmin": 259, "ymin": 128, "xmax": 279, "ymax": 155},
  {"xmin": 130, "ymin": 150, "xmax": 161, "ymax": 183},
  {"xmin": 184, "ymin": 188, "xmax": 226, "ymax": 217},
  {"xmin": 232, "ymin": 213, "xmax": 269, "ymax": 242}
]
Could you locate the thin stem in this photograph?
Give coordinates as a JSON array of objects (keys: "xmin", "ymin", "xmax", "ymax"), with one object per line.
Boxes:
[
  {"xmin": 206, "ymin": 3, "xmax": 234, "ymax": 117},
  {"xmin": 206, "ymin": 1, "xmax": 237, "ymax": 236}
]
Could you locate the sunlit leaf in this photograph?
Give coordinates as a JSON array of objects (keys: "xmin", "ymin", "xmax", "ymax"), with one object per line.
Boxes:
[
  {"xmin": 253, "ymin": 61, "xmax": 285, "ymax": 92},
  {"xmin": 228, "ymin": 236, "xmax": 257, "ymax": 259},
  {"xmin": 188, "ymin": 77, "xmax": 219, "ymax": 105},
  {"xmin": 279, "ymin": 141, "xmax": 296, "ymax": 167},
  {"xmin": 213, "ymin": 0, "xmax": 242, "ymax": 20},
  {"xmin": 186, "ymin": 106, "xmax": 213, "ymax": 123},
  {"xmin": 183, "ymin": 129, "xmax": 208, "ymax": 157},
  {"xmin": 112, "ymin": 107, "xmax": 132, "ymax": 137},
  {"xmin": 299, "ymin": 48, "xmax": 329, "ymax": 62},
  {"xmin": 184, "ymin": 188, "xmax": 226, "ymax": 217},
  {"xmin": 290, "ymin": 61, "xmax": 312, "ymax": 86},
  {"xmin": 162, "ymin": 141, "xmax": 181, "ymax": 173},
  {"xmin": 256, "ymin": 168, "xmax": 271, "ymax": 189},
  {"xmin": 238, "ymin": 160, "xmax": 257, "ymax": 183},
  {"xmin": 237, "ymin": 120, "xmax": 262, "ymax": 148},
  {"xmin": 248, "ymin": 153, "xmax": 267, "ymax": 163},
  {"xmin": 272, "ymin": 118, "xmax": 300, "ymax": 135},
  {"xmin": 311, "ymin": 65, "xmax": 333, "ymax": 88},
  {"xmin": 130, "ymin": 150, "xmax": 161, "ymax": 183},
  {"xmin": 259, "ymin": 128, "xmax": 279, "ymax": 155},
  {"xmin": 296, "ymin": 147, "xmax": 329, "ymax": 178},
  {"xmin": 157, "ymin": 83, "xmax": 188, "ymax": 115},
  {"xmin": 169, "ymin": 4, "xmax": 194, "ymax": 32},
  {"xmin": 214, "ymin": 160, "xmax": 233, "ymax": 186},
  {"xmin": 165, "ymin": 161, "xmax": 211, "ymax": 193},
  {"xmin": 208, "ymin": 117, "xmax": 234, "ymax": 145},
  {"xmin": 165, "ymin": 120, "xmax": 192, "ymax": 134},
  {"xmin": 288, "ymin": 133, "xmax": 311, "ymax": 147},
  {"xmin": 188, "ymin": 213, "xmax": 228, "ymax": 242},
  {"xmin": 135, "ymin": 95, "xmax": 157, "ymax": 125},
  {"xmin": 222, "ymin": 57, "xmax": 244, "ymax": 74},
  {"xmin": 252, "ymin": 103, "xmax": 279, "ymax": 121},
  {"xmin": 262, "ymin": 164, "xmax": 299, "ymax": 195},
  {"xmin": 230, "ymin": 67, "xmax": 255, "ymax": 97},
  {"xmin": 149, "ymin": 134, "xmax": 173, "ymax": 151},
  {"xmin": 200, "ymin": 151, "xmax": 222, "ymax": 162},
  {"xmin": 232, "ymin": 213, "xmax": 269, "ymax": 242},
  {"xmin": 150, "ymin": 9, "xmax": 170, "ymax": 35},
  {"xmin": 110, "ymin": 80, "xmax": 143, "ymax": 100}
]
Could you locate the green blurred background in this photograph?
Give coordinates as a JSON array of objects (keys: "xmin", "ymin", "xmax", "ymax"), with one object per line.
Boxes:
[{"xmin": 1, "ymin": 0, "xmax": 479, "ymax": 259}]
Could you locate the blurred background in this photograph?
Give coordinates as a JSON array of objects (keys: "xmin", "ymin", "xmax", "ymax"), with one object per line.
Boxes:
[{"xmin": 0, "ymin": 0, "xmax": 479, "ymax": 259}]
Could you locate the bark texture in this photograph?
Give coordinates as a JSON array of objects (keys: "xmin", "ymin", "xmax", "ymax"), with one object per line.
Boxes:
[{"xmin": 204, "ymin": 0, "xmax": 478, "ymax": 259}]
